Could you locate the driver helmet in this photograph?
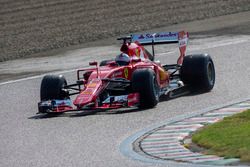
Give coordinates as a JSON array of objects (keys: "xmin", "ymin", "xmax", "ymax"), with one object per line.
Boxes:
[{"xmin": 115, "ymin": 53, "xmax": 130, "ymax": 66}]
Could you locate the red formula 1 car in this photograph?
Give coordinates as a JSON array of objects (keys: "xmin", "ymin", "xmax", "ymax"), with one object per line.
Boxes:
[{"xmin": 38, "ymin": 31, "xmax": 215, "ymax": 114}]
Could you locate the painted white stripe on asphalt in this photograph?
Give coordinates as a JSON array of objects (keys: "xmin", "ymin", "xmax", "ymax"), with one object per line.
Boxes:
[
  {"xmin": 178, "ymin": 155, "xmax": 223, "ymax": 163},
  {"xmin": 141, "ymin": 141, "xmax": 179, "ymax": 146},
  {"xmin": 175, "ymin": 120, "xmax": 220, "ymax": 125},
  {"xmin": 151, "ymin": 150, "xmax": 192, "ymax": 157},
  {"xmin": 156, "ymin": 38, "xmax": 250, "ymax": 57},
  {"xmin": 216, "ymin": 107, "xmax": 247, "ymax": 112},
  {"xmin": 142, "ymin": 144, "xmax": 180, "ymax": 150},
  {"xmin": 204, "ymin": 108, "xmax": 249, "ymax": 116},
  {"xmin": 230, "ymin": 105, "xmax": 250, "ymax": 109},
  {"xmin": 190, "ymin": 157, "xmax": 223, "ymax": 163},
  {"xmin": 0, "ymin": 69, "xmax": 76, "ymax": 86},
  {"xmin": 228, "ymin": 106, "xmax": 250, "ymax": 110},
  {"xmin": 234, "ymin": 102, "xmax": 250, "ymax": 107},
  {"xmin": 204, "ymin": 112, "xmax": 236, "ymax": 116},
  {"xmin": 144, "ymin": 145, "xmax": 185, "ymax": 152},
  {"xmin": 149, "ymin": 132, "xmax": 190, "ymax": 136},
  {"xmin": 175, "ymin": 117, "xmax": 221, "ymax": 124},
  {"xmin": 154, "ymin": 129, "xmax": 196, "ymax": 133},
  {"xmin": 160, "ymin": 124, "xmax": 203, "ymax": 130},
  {"xmin": 154, "ymin": 149, "xmax": 190, "ymax": 155},
  {"xmin": 160, "ymin": 152, "xmax": 202, "ymax": 159},
  {"xmin": 184, "ymin": 117, "xmax": 220, "ymax": 121},
  {"xmin": 142, "ymin": 138, "xmax": 176, "ymax": 142},
  {"xmin": 146, "ymin": 132, "xmax": 189, "ymax": 138},
  {"xmin": 148, "ymin": 149, "xmax": 190, "ymax": 155},
  {"xmin": 143, "ymin": 136, "xmax": 185, "ymax": 142}
]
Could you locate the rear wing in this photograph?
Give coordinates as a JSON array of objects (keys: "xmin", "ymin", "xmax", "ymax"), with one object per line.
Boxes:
[
  {"xmin": 131, "ymin": 31, "xmax": 189, "ymax": 64},
  {"xmin": 131, "ymin": 32, "xmax": 178, "ymax": 44},
  {"xmin": 131, "ymin": 31, "xmax": 188, "ymax": 45}
]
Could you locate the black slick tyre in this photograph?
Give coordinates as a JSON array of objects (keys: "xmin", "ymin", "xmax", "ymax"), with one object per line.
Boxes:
[
  {"xmin": 40, "ymin": 75, "xmax": 69, "ymax": 101},
  {"xmin": 180, "ymin": 54, "xmax": 215, "ymax": 92},
  {"xmin": 132, "ymin": 69, "xmax": 159, "ymax": 109}
]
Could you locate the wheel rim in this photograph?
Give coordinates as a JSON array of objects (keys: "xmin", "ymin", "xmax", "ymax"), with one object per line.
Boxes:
[
  {"xmin": 207, "ymin": 62, "xmax": 215, "ymax": 85},
  {"xmin": 153, "ymin": 77, "xmax": 159, "ymax": 101}
]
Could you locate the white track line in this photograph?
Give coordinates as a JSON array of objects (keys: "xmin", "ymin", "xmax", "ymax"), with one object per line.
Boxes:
[
  {"xmin": 0, "ymin": 69, "xmax": 76, "ymax": 86},
  {"xmin": 156, "ymin": 38, "xmax": 249, "ymax": 57}
]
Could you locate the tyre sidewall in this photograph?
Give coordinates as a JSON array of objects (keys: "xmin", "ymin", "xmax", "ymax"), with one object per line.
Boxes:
[
  {"xmin": 180, "ymin": 54, "xmax": 215, "ymax": 92},
  {"xmin": 132, "ymin": 69, "xmax": 159, "ymax": 108},
  {"xmin": 40, "ymin": 75, "xmax": 67, "ymax": 100}
]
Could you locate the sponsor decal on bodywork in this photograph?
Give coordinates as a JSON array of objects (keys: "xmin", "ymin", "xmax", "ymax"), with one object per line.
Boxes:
[
  {"xmin": 53, "ymin": 99, "xmax": 72, "ymax": 107},
  {"xmin": 113, "ymin": 71, "xmax": 123, "ymax": 78},
  {"xmin": 132, "ymin": 32, "xmax": 178, "ymax": 44},
  {"xmin": 39, "ymin": 99, "xmax": 72, "ymax": 107},
  {"xmin": 124, "ymin": 68, "xmax": 129, "ymax": 79},
  {"xmin": 87, "ymin": 82, "xmax": 97, "ymax": 88},
  {"xmin": 103, "ymin": 95, "xmax": 128, "ymax": 104}
]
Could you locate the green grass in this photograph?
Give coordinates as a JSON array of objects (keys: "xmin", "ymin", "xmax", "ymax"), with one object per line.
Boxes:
[{"xmin": 192, "ymin": 109, "xmax": 250, "ymax": 161}]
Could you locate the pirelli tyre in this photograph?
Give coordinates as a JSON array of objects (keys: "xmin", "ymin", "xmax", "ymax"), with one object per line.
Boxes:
[
  {"xmin": 132, "ymin": 69, "xmax": 160, "ymax": 108},
  {"xmin": 40, "ymin": 75, "xmax": 69, "ymax": 101},
  {"xmin": 180, "ymin": 54, "xmax": 215, "ymax": 92}
]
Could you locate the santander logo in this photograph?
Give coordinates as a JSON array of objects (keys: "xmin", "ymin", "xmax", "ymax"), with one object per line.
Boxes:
[
  {"xmin": 145, "ymin": 32, "xmax": 177, "ymax": 39},
  {"xmin": 138, "ymin": 34, "xmax": 145, "ymax": 39}
]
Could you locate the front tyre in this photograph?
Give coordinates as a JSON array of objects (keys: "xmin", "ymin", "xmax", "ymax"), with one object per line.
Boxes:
[
  {"xmin": 40, "ymin": 75, "xmax": 69, "ymax": 101},
  {"xmin": 132, "ymin": 69, "xmax": 159, "ymax": 109},
  {"xmin": 180, "ymin": 54, "xmax": 215, "ymax": 92}
]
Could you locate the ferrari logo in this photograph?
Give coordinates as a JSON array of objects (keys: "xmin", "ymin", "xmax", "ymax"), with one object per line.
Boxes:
[
  {"xmin": 124, "ymin": 68, "xmax": 129, "ymax": 79},
  {"xmin": 87, "ymin": 83, "xmax": 97, "ymax": 88},
  {"xmin": 135, "ymin": 48, "xmax": 140, "ymax": 57}
]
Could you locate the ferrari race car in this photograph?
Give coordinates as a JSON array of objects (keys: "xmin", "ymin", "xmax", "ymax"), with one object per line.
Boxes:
[{"xmin": 38, "ymin": 31, "xmax": 215, "ymax": 114}]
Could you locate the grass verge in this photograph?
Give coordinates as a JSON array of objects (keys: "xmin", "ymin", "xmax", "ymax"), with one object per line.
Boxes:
[{"xmin": 192, "ymin": 109, "xmax": 250, "ymax": 161}]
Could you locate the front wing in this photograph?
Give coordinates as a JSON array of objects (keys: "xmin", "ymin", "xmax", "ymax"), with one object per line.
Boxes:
[{"xmin": 37, "ymin": 93, "xmax": 140, "ymax": 114}]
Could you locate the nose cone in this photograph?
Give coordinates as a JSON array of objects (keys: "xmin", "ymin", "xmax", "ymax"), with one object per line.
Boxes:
[
  {"xmin": 74, "ymin": 94, "xmax": 95, "ymax": 108},
  {"xmin": 73, "ymin": 79, "xmax": 102, "ymax": 108}
]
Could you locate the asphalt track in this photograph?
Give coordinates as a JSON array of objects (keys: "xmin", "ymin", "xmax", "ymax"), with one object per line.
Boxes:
[
  {"xmin": 0, "ymin": 36, "xmax": 249, "ymax": 167},
  {"xmin": 1, "ymin": 17, "xmax": 250, "ymax": 167}
]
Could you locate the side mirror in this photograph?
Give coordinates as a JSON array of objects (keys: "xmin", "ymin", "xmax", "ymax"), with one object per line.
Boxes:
[{"xmin": 89, "ymin": 61, "xmax": 98, "ymax": 66}]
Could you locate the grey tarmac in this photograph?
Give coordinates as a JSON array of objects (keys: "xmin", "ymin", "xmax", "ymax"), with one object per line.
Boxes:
[{"xmin": 0, "ymin": 13, "xmax": 250, "ymax": 167}]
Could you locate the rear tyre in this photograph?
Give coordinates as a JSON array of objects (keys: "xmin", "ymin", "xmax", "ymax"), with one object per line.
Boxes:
[
  {"xmin": 40, "ymin": 75, "xmax": 69, "ymax": 101},
  {"xmin": 132, "ymin": 69, "xmax": 159, "ymax": 109},
  {"xmin": 180, "ymin": 54, "xmax": 215, "ymax": 92}
]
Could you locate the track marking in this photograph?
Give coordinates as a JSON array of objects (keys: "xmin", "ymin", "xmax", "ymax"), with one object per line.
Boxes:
[
  {"xmin": 122, "ymin": 100, "xmax": 250, "ymax": 165},
  {"xmin": 156, "ymin": 37, "xmax": 250, "ymax": 57},
  {"xmin": 0, "ymin": 69, "xmax": 76, "ymax": 86}
]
